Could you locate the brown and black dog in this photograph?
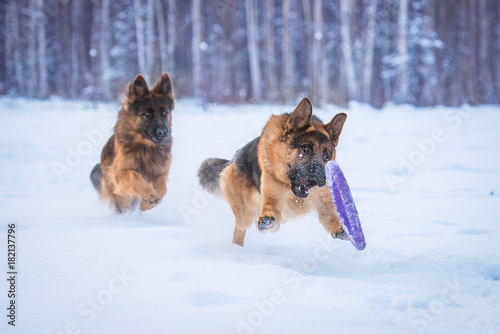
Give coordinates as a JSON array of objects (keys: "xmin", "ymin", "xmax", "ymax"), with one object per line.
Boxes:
[
  {"xmin": 198, "ymin": 98, "xmax": 349, "ymax": 246},
  {"xmin": 91, "ymin": 73, "xmax": 174, "ymax": 213}
]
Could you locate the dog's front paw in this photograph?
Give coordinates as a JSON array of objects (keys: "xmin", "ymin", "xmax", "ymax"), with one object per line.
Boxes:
[
  {"xmin": 140, "ymin": 200, "xmax": 157, "ymax": 211},
  {"xmin": 140, "ymin": 188, "xmax": 160, "ymax": 206},
  {"xmin": 332, "ymin": 228, "xmax": 349, "ymax": 240},
  {"xmin": 257, "ymin": 216, "xmax": 275, "ymax": 231}
]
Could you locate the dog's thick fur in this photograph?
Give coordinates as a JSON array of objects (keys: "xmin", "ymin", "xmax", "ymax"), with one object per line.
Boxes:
[
  {"xmin": 198, "ymin": 98, "xmax": 348, "ymax": 246},
  {"xmin": 91, "ymin": 73, "xmax": 174, "ymax": 213}
]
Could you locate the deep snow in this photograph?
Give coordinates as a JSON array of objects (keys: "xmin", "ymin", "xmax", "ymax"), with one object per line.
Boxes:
[{"xmin": 0, "ymin": 97, "xmax": 499, "ymax": 334}]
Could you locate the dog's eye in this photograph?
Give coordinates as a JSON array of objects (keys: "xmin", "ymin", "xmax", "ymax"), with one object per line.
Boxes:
[
  {"xmin": 161, "ymin": 112, "xmax": 167, "ymax": 117},
  {"xmin": 143, "ymin": 112, "xmax": 151, "ymax": 118},
  {"xmin": 303, "ymin": 145, "xmax": 313, "ymax": 154}
]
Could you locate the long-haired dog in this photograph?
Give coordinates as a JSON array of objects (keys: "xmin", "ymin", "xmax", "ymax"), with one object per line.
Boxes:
[{"xmin": 91, "ymin": 73, "xmax": 174, "ymax": 213}]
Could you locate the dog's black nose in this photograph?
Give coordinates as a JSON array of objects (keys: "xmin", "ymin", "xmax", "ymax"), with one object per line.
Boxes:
[
  {"xmin": 318, "ymin": 175, "xmax": 327, "ymax": 187},
  {"xmin": 156, "ymin": 127, "xmax": 168, "ymax": 138}
]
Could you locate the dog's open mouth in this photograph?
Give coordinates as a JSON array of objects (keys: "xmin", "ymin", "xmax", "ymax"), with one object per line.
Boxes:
[
  {"xmin": 146, "ymin": 133, "xmax": 168, "ymax": 145},
  {"xmin": 288, "ymin": 163, "xmax": 327, "ymax": 199},
  {"xmin": 292, "ymin": 176, "xmax": 312, "ymax": 198},
  {"xmin": 151, "ymin": 137, "xmax": 166, "ymax": 145}
]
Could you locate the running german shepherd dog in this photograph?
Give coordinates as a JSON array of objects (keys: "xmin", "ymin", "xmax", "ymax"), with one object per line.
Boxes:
[
  {"xmin": 198, "ymin": 98, "xmax": 348, "ymax": 246},
  {"xmin": 91, "ymin": 73, "xmax": 174, "ymax": 213}
]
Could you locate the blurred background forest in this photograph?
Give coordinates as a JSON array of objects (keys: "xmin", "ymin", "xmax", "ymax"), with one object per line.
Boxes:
[{"xmin": 1, "ymin": 0, "xmax": 499, "ymax": 107}]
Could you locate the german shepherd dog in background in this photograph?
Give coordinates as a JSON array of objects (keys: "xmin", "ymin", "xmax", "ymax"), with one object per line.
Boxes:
[
  {"xmin": 91, "ymin": 73, "xmax": 174, "ymax": 213},
  {"xmin": 198, "ymin": 98, "xmax": 348, "ymax": 246}
]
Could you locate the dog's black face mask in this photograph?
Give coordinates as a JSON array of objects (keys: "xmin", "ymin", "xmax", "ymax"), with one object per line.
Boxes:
[
  {"xmin": 288, "ymin": 163, "xmax": 327, "ymax": 198},
  {"xmin": 282, "ymin": 98, "xmax": 347, "ymax": 199},
  {"xmin": 287, "ymin": 132, "xmax": 333, "ymax": 198},
  {"xmin": 126, "ymin": 73, "xmax": 174, "ymax": 146},
  {"xmin": 134, "ymin": 100, "xmax": 172, "ymax": 145}
]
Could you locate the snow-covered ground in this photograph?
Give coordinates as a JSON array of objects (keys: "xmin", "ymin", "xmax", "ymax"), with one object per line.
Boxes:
[{"xmin": 1, "ymin": 97, "xmax": 499, "ymax": 334}]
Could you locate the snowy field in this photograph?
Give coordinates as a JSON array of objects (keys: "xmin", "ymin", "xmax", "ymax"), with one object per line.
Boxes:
[{"xmin": 1, "ymin": 97, "xmax": 499, "ymax": 334}]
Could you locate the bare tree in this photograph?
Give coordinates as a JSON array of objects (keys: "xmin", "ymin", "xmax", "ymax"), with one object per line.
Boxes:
[
  {"xmin": 6, "ymin": 2, "xmax": 24, "ymax": 94},
  {"xmin": 100, "ymin": 0, "xmax": 112, "ymax": 100},
  {"xmin": 134, "ymin": 0, "xmax": 147, "ymax": 78},
  {"xmin": 147, "ymin": 0, "xmax": 155, "ymax": 80},
  {"xmin": 27, "ymin": 0, "xmax": 38, "ymax": 97},
  {"xmin": 397, "ymin": 0, "xmax": 409, "ymax": 101},
  {"xmin": 302, "ymin": 0, "xmax": 311, "ymax": 22},
  {"xmin": 363, "ymin": 0, "xmax": 377, "ymax": 103},
  {"xmin": 340, "ymin": 0, "xmax": 360, "ymax": 101},
  {"xmin": 429, "ymin": 0, "xmax": 443, "ymax": 105},
  {"xmin": 192, "ymin": 0, "xmax": 202, "ymax": 98},
  {"xmin": 478, "ymin": 0, "xmax": 493, "ymax": 102},
  {"xmin": 71, "ymin": 0, "xmax": 81, "ymax": 97},
  {"xmin": 37, "ymin": 0, "xmax": 48, "ymax": 97},
  {"xmin": 265, "ymin": 0, "xmax": 277, "ymax": 100},
  {"xmin": 4, "ymin": 3, "xmax": 13, "ymax": 83},
  {"xmin": 246, "ymin": 0, "xmax": 262, "ymax": 100},
  {"xmin": 282, "ymin": 0, "xmax": 294, "ymax": 102},
  {"xmin": 156, "ymin": 1, "xmax": 168, "ymax": 73},
  {"xmin": 311, "ymin": 0, "xmax": 327, "ymax": 106},
  {"xmin": 167, "ymin": 0, "xmax": 176, "ymax": 75},
  {"xmin": 463, "ymin": 0, "xmax": 478, "ymax": 105},
  {"xmin": 302, "ymin": 0, "xmax": 315, "ymax": 101}
]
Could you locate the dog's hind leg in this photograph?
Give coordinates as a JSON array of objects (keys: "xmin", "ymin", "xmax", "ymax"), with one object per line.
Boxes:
[
  {"xmin": 232, "ymin": 206, "xmax": 260, "ymax": 246},
  {"xmin": 233, "ymin": 220, "xmax": 251, "ymax": 247},
  {"xmin": 221, "ymin": 165, "xmax": 260, "ymax": 246}
]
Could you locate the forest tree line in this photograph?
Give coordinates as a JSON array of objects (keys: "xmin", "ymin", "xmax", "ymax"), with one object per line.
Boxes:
[{"xmin": 1, "ymin": 0, "xmax": 499, "ymax": 107}]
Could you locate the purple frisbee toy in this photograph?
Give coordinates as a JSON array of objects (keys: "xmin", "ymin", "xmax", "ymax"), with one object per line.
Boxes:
[{"xmin": 325, "ymin": 160, "xmax": 366, "ymax": 250}]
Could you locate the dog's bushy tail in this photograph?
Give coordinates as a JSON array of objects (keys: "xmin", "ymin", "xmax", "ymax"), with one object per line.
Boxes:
[
  {"xmin": 198, "ymin": 158, "xmax": 230, "ymax": 195},
  {"xmin": 90, "ymin": 163, "xmax": 103, "ymax": 192}
]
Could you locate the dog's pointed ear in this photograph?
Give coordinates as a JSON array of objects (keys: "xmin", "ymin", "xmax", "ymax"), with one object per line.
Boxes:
[
  {"xmin": 326, "ymin": 113, "xmax": 347, "ymax": 147},
  {"xmin": 128, "ymin": 74, "xmax": 149, "ymax": 98},
  {"xmin": 285, "ymin": 98, "xmax": 313, "ymax": 132},
  {"xmin": 152, "ymin": 72, "xmax": 173, "ymax": 96}
]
